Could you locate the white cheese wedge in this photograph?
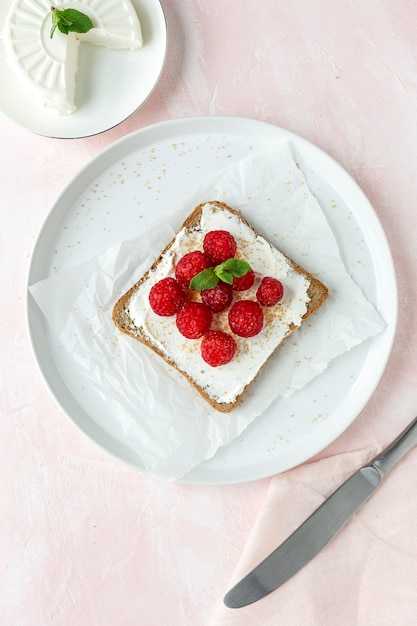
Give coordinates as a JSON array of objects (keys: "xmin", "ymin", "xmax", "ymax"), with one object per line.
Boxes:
[{"xmin": 2, "ymin": 0, "xmax": 143, "ymax": 114}]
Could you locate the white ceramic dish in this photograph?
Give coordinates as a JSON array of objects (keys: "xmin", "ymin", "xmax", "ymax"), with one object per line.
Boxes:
[
  {"xmin": 0, "ymin": 0, "xmax": 166, "ymax": 138},
  {"xmin": 26, "ymin": 117, "xmax": 397, "ymax": 484}
]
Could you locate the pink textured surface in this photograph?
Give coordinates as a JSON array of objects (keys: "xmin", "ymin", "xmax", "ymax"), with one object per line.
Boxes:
[{"xmin": 2, "ymin": 1, "xmax": 417, "ymax": 624}]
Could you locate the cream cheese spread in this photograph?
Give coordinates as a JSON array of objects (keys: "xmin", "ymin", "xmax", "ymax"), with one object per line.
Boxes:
[
  {"xmin": 2, "ymin": 0, "xmax": 142, "ymax": 114},
  {"xmin": 127, "ymin": 203, "xmax": 311, "ymax": 406}
]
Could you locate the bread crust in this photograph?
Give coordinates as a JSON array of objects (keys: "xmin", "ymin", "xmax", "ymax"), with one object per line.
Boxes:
[{"xmin": 112, "ymin": 201, "xmax": 328, "ymax": 412}]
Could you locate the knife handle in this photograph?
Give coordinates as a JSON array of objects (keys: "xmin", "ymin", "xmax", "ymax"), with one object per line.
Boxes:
[{"xmin": 371, "ymin": 415, "xmax": 417, "ymax": 476}]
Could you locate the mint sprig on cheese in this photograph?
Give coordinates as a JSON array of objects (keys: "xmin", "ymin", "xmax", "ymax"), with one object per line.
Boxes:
[
  {"xmin": 50, "ymin": 6, "xmax": 94, "ymax": 39},
  {"xmin": 190, "ymin": 258, "xmax": 250, "ymax": 290}
]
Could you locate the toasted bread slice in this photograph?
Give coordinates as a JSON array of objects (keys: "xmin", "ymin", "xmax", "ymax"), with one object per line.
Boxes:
[{"xmin": 112, "ymin": 201, "xmax": 328, "ymax": 412}]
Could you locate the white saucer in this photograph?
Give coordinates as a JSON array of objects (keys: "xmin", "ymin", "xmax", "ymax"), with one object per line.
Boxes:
[{"xmin": 0, "ymin": 0, "xmax": 166, "ymax": 138}]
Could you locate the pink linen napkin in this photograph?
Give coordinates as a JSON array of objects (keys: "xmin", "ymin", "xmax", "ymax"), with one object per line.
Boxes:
[{"xmin": 212, "ymin": 444, "xmax": 417, "ymax": 625}]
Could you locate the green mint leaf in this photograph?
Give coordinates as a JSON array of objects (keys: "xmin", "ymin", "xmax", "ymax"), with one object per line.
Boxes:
[
  {"xmin": 216, "ymin": 269, "xmax": 233, "ymax": 284},
  {"xmin": 50, "ymin": 7, "xmax": 94, "ymax": 39},
  {"xmin": 215, "ymin": 258, "xmax": 251, "ymax": 280},
  {"xmin": 189, "ymin": 268, "xmax": 219, "ymax": 291},
  {"xmin": 190, "ymin": 258, "xmax": 250, "ymax": 291},
  {"xmin": 50, "ymin": 8, "xmax": 60, "ymax": 38},
  {"xmin": 57, "ymin": 16, "xmax": 74, "ymax": 36},
  {"xmin": 59, "ymin": 8, "xmax": 94, "ymax": 33},
  {"xmin": 189, "ymin": 258, "xmax": 251, "ymax": 290}
]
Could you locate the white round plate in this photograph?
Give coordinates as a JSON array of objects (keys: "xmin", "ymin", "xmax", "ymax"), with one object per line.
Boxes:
[
  {"xmin": 0, "ymin": 0, "xmax": 166, "ymax": 138},
  {"xmin": 26, "ymin": 117, "xmax": 397, "ymax": 484}
]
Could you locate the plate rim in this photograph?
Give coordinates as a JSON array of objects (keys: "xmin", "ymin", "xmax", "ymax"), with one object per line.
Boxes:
[{"xmin": 25, "ymin": 115, "xmax": 398, "ymax": 484}]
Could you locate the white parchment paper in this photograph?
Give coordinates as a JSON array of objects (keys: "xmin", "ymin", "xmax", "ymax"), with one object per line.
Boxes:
[{"xmin": 29, "ymin": 148, "xmax": 385, "ymax": 480}]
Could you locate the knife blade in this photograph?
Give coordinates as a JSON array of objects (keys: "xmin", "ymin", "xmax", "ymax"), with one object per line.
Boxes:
[{"xmin": 224, "ymin": 415, "xmax": 417, "ymax": 609}]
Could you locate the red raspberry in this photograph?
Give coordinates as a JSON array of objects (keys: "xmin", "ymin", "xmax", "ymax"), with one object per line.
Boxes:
[
  {"xmin": 232, "ymin": 268, "xmax": 255, "ymax": 291},
  {"xmin": 203, "ymin": 230, "xmax": 237, "ymax": 264},
  {"xmin": 228, "ymin": 300, "xmax": 264, "ymax": 337},
  {"xmin": 201, "ymin": 331, "xmax": 237, "ymax": 367},
  {"xmin": 201, "ymin": 282, "xmax": 233, "ymax": 312},
  {"xmin": 149, "ymin": 277, "xmax": 184, "ymax": 316},
  {"xmin": 176, "ymin": 302, "xmax": 212, "ymax": 339},
  {"xmin": 256, "ymin": 277, "xmax": 284, "ymax": 306},
  {"xmin": 175, "ymin": 251, "xmax": 211, "ymax": 287}
]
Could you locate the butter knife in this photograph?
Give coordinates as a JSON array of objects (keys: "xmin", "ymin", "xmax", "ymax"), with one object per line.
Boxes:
[{"xmin": 224, "ymin": 415, "xmax": 417, "ymax": 608}]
